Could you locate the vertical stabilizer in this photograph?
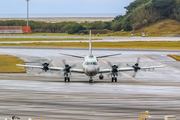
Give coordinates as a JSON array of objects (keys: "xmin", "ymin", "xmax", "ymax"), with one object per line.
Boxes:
[{"xmin": 89, "ymin": 30, "xmax": 93, "ymax": 58}]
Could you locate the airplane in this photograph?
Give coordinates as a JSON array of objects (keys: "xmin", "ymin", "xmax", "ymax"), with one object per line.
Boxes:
[{"xmin": 17, "ymin": 31, "xmax": 165, "ymax": 83}]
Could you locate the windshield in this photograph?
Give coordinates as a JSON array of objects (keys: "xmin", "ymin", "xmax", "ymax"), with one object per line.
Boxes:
[{"xmin": 85, "ymin": 62, "xmax": 98, "ymax": 65}]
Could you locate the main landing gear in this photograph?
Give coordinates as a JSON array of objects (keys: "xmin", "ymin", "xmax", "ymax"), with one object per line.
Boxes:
[
  {"xmin": 111, "ymin": 77, "xmax": 117, "ymax": 82},
  {"xmin": 64, "ymin": 77, "xmax": 70, "ymax": 82}
]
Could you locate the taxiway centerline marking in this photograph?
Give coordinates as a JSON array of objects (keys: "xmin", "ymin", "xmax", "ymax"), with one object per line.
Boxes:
[{"xmin": 120, "ymin": 72, "xmax": 137, "ymax": 81}]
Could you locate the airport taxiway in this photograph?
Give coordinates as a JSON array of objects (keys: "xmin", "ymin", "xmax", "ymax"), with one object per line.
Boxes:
[
  {"xmin": 0, "ymin": 37, "xmax": 180, "ymax": 44},
  {"xmin": 0, "ymin": 47, "xmax": 180, "ymax": 120}
]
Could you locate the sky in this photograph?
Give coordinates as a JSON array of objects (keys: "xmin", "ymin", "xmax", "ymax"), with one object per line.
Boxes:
[{"xmin": 0, "ymin": 0, "xmax": 135, "ymax": 18}]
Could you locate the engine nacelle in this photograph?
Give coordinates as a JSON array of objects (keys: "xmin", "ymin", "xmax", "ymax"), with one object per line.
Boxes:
[{"xmin": 99, "ymin": 74, "xmax": 104, "ymax": 80}]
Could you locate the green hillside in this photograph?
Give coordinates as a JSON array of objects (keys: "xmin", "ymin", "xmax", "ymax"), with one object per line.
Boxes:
[
  {"xmin": 112, "ymin": 0, "xmax": 180, "ymax": 34},
  {"xmin": 114, "ymin": 19, "xmax": 180, "ymax": 36}
]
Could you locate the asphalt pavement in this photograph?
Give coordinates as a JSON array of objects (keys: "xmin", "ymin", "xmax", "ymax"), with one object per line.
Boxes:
[{"xmin": 0, "ymin": 47, "xmax": 180, "ymax": 120}]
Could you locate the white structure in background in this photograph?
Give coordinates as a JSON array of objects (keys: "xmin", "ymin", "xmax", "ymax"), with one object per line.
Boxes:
[
  {"xmin": 142, "ymin": 32, "xmax": 146, "ymax": 37},
  {"xmin": 26, "ymin": 0, "xmax": 30, "ymax": 26},
  {"xmin": 164, "ymin": 115, "xmax": 176, "ymax": 120}
]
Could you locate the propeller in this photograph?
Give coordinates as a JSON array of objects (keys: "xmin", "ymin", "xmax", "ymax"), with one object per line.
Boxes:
[
  {"xmin": 38, "ymin": 59, "xmax": 53, "ymax": 74},
  {"xmin": 59, "ymin": 59, "xmax": 76, "ymax": 77},
  {"xmin": 107, "ymin": 61, "xmax": 121, "ymax": 77},
  {"xmin": 127, "ymin": 58, "xmax": 141, "ymax": 77}
]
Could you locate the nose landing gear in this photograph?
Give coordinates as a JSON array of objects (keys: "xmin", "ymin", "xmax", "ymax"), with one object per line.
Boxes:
[{"xmin": 89, "ymin": 76, "xmax": 93, "ymax": 83}]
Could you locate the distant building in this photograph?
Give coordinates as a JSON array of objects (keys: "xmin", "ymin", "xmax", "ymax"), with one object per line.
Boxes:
[{"xmin": 0, "ymin": 26, "xmax": 32, "ymax": 34}]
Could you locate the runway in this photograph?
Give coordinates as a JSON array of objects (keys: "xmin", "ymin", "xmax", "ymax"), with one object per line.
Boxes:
[{"xmin": 0, "ymin": 47, "xmax": 180, "ymax": 120}]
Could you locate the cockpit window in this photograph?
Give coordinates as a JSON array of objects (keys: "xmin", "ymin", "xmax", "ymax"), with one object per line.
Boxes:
[{"xmin": 85, "ymin": 62, "xmax": 98, "ymax": 65}]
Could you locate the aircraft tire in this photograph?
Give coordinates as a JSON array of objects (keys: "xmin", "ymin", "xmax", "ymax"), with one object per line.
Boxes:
[
  {"xmin": 89, "ymin": 79, "xmax": 93, "ymax": 83},
  {"xmin": 68, "ymin": 77, "xmax": 70, "ymax": 82},
  {"xmin": 64, "ymin": 77, "xmax": 67, "ymax": 82},
  {"xmin": 111, "ymin": 77, "xmax": 114, "ymax": 82},
  {"xmin": 115, "ymin": 77, "xmax": 117, "ymax": 82}
]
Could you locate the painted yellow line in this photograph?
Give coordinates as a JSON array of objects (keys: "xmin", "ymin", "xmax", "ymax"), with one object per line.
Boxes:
[
  {"xmin": 141, "ymin": 54, "xmax": 180, "ymax": 71},
  {"xmin": 120, "ymin": 72, "xmax": 137, "ymax": 81},
  {"xmin": 98, "ymin": 58, "xmax": 109, "ymax": 65}
]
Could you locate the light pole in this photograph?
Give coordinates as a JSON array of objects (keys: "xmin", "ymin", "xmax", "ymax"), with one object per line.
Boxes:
[{"xmin": 26, "ymin": 0, "xmax": 30, "ymax": 26}]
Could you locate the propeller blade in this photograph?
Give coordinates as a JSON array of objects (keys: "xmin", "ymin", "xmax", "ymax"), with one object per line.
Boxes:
[
  {"xmin": 137, "ymin": 58, "xmax": 140, "ymax": 64},
  {"xmin": 70, "ymin": 64, "xmax": 76, "ymax": 68},
  {"xmin": 62, "ymin": 59, "xmax": 67, "ymax": 66},
  {"xmin": 48, "ymin": 59, "xmax": 53, "ymax": 64},
  {"xmin": 58, "ymin": 69, "xmax": 64, "ymax": 74},
  {"xmin": 47, "ymin": 70, "xmax": 53, "ymax": 74},
  {"xmin": 38, "ymin": 69, "xmax": 44, "ymax": 74},
  {"xmin": 133, "ymin": 71, "xmax": 137, "ymax": 77},
  {"xmin": 39, "ymin": 60, "xmax": 44, "ymax": 65},
  {"xmin": 117, "ymin": 72, "xmax": 121, "ymax": 76},
  {"xmin": 107, "ymin": 61, "xmax": 113, "ymax": 67},
  {"xmin": 107, "ymin": 71, "xmax": 112, "ymax": 77},
  {"xmin": 117, "ymin": 63, "xmax": 121, "ymax": 67}
]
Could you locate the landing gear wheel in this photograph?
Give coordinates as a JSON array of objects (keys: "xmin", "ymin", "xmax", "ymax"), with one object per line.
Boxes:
[
  {"xmin": 64, "ymin": 77, "xmax": 67, "ymax": 82},
  {"xmin": 68, "ymin": 77, "xmax": 70, "ymax": 82},
  {"xmin": 89, "ymin": 79, "xmax": 93, "ymax": 83},
  {"xmin": 111, "ymin": 77, "xmax": 114, "ymax": 82},
  {"xmin": 115, "ymin": 77, "xmax": 117, "ymax": 82}
]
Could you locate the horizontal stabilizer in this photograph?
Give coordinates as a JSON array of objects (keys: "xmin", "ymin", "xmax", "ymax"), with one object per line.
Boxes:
[
  {"xmin": 97, "ymin": 53, "xmax": 121, "ymax": 58},
  {"xmin": 59, "ymin": 53, "xmax": 84, "ymax": 58}
]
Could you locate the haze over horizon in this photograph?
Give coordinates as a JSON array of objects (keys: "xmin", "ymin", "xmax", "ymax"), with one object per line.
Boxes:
[{"xmin": 0, "ymin": 0, "xmax": 135, "ymax": 18}]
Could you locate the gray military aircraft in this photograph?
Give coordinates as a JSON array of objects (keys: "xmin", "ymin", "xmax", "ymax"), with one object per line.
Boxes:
[{"xmin": 17, "ymin": 31, "xmax": 165, "ymax": 83}]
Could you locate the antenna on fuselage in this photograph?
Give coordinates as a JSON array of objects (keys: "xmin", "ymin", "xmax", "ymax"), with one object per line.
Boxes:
[{"xmin": 89, "ymin": 30, "xmax": 93, "ymax": 58}]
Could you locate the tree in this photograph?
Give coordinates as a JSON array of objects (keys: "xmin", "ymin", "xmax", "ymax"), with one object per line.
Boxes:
[
  {"xmin": 113, "ymin": 15, "xmax": 124, "ymax": 21},
  {"xmin": 111, "ymin": 21, "xmax": 121, "ymax": 31},
  {"xmin": 152, "ymin": 0, "xmax": 176, "ymax": 17},
  {"xmin": 125, "ymin": 0, "xmax": 150, "ymax": 15}
]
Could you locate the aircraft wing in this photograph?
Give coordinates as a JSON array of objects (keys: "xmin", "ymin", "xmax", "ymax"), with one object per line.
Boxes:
[
  {"xmin": 59, "ymin": 53, "xmax": 84, "ymax": 58},
  {"xmin": 70, "ymin": 69, "xmax": 84, "ymax": 73},
  {"xmin": 17, "ymin": 64, "xmax": 43, "ymax": 69},
  {"xmin": 140, "ymin": 65, "xmax": 165, "ymax": 70},
  {"xmin": 99, "ymin": 67, "xmax": 133, "ymax": 73},
  {"xmin": 99, "ymin": 65, "xmax": 165, "ymax": 73},
  {"xmin": 97, "ymin": 53, "xmax": 121, "ymax": 58},
  {"xmin": 16, "ymin": 64, "xmax": 64, "ymax": 71}
]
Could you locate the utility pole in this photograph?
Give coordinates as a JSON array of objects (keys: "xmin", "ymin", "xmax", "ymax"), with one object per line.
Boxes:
[{"xmin": 26, "ymin": 0, "xmax": 30, "ymax": 26}]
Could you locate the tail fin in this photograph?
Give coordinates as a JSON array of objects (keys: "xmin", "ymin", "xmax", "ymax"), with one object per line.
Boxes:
[{"xmin": 89, "ymin": 30, "xmax": 93, "ymax": 58}]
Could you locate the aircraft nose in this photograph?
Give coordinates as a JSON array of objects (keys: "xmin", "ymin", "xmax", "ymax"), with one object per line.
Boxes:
[{"xmin": 86, "ymin": 66, "xmax": 96, "ymax": 73}]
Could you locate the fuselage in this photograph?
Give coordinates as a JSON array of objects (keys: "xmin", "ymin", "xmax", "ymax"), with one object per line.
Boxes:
[{"xmin": 82, "ymin": 55, "xmax": 100, "ymax": 77}]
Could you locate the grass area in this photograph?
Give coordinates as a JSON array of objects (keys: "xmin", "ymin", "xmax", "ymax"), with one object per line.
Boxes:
[
  {"xmin": 0, "ymin": 55, "xmax": 26, "ymax": 73},
  {"xmin": 0, "ymin": 41, "xmax": 180, "ymax": 50},
  {"xmin": 0, "ymin": 33, "xmax": 109, "ymax": 37},
  {"xmin": 167, "ymin": 55, "xmax": 180, "ymax": 61},
  {"xmin": 114, "ymin": 19, "xmax": 180, "ymax": 37},
  {"xmin": 0, "ymin": 38, "xmax": 102, "ymax": 41}
]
